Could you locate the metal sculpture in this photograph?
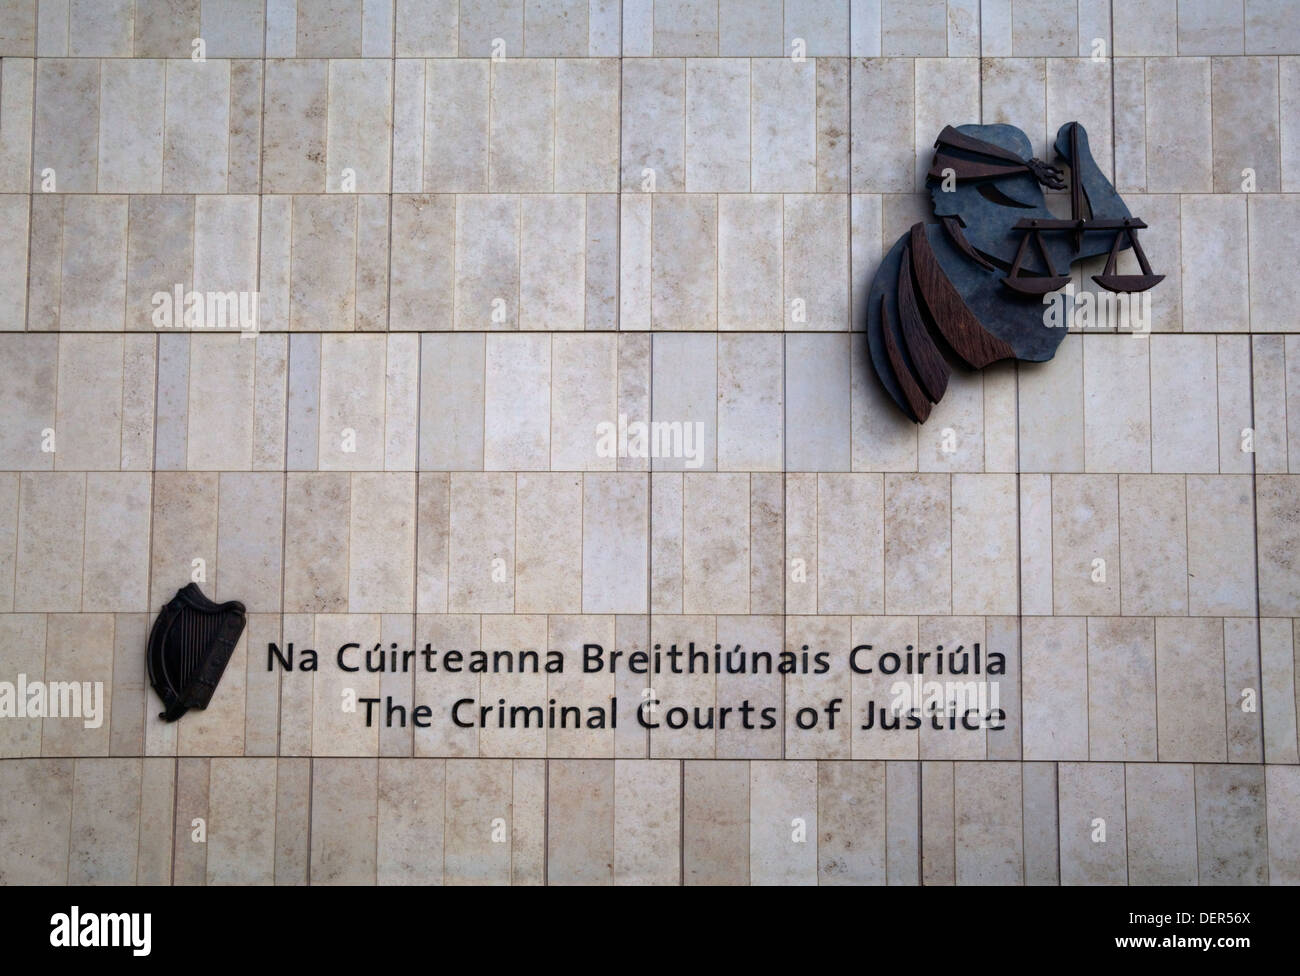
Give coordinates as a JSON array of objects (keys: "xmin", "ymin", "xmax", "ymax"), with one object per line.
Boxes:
[
  {"xmin": 866, "ymin": 121, "xmax": 1162, "ymax": 423},
  {"xmin": 146, "ymin": 583, "xmax": 246, "ymax": 722}
]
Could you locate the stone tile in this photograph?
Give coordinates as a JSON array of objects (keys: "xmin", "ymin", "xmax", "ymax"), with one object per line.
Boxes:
[
  {"xmin": 54, "ymin": 334, "xmax": 121, "ymax": 471},
  {"xmin": 42, "ymin": 614, "xmax": 114, "ymax": 757},
  {"xmin": 483, "ymin": 334, "xmax": 550, "ymax": 469},
  {"xmin": 1087, "ymin": 617, "xmax": 1157, "ymax": 761},
  {"xmin": 188, "ymin": 335, "xmax": 256, "ymax": 470},
  {"xmin": 1113, "ymin": 58, "xmax": 1146, "ymax": 192},
  {"xmin": 1224, "ymin": 618, "xmax": 1264, "ymax": 762},
  {"xmin": 650, "ymin": 473, "xmax": 683, "ymax": 612},
  {"xmin": 202, "ymin": 0, "xmax": 267, "ymax": 56},
  {"xmin": 135, "ymin": 756, "xmax": 175, "ymax": 884},
  {"xmin": 84, "ymin": 474, "xmax": 151, "ymax": 613},
  {"xmin": 263, "ymin": 59, "xmax": 328, "ymax": 192},
  {"xmin": 1260, "ymin": 617, "xmax": 1299, "ymax": 763},
  {"xmin": 377, "ymin": 758, "xmax": 445, "ymax": 884},
  {"xmin": 1187, "ymin": 475, "xmax": 1257, "ymax": 616},
  {"xmin": 715, "ymin": 334, "xmax": 781, "ymax": 469},
  {"xmin": 784, "ymin": 473, "xmax": 816, "ymax": 614},
  {"xmin": 851, "ymin": 333, "xmax": 918, "ymax": 472},
  {"xmin": 849, "ymin": 615, "xmax": 918, "ymax": 760},
  {"xmin": 621, "ymin": 58, "xmax": 683, "ymax": 191},
  {"xmin": 718, "ymin": 195, "xmax": 782, "ymax": 331},
  {"xmin": 1118, "ymin": 474, "xmax": 1188, "ymax": 615},
  {"xmin": 1023, "ymin": 617, "xmax": 1088, "ymax": 760},
  {"xmin": 1058, "ymin": 761, "xmax": 1127, "ymax": 884},
  {"xmin": 448, "ymin": 472, "xmax": 515, "ymax": 613},
  {"xmin": 684, "ymin": 58, "xmax": 749, "ymax": 192},
  {"xmin": 1245, "ymin": 0, "xmax": 1300, "ymax": 55},
  {"xmin": 751, "ymin": 58, "xmax": 816, "ymax": 191},
  {"xmin": 816, "ymin": 58, "xmax": 850, "ymax": 190},
  {"xmin": 57, "ymin": 195, "xmax": 129, "ymax": 331},
  {"xmin": 0, "ymin": 615, "xmax": 47, "ymax": 756},
  {"xmin": 683, "ymin": 759, "xmax": 748, "ymax": 884},
  {"xmin": 1009, "ymin": 0, "xmax": 1074, "ymax": 56},
  {"xmin": 884, "ymin": 759, "xmax": 919, "ymax": 884},
  {"xmin": 786, "ymin": 333, "xmax": 851, "ymax": 471},
  {"xmin": 1022, "ymin": 761, "xmax": 1057, "ymax": 884},
  {"xmin": 207, "ymin": 757, "xmax": 277, "ymax": 885},
  {"xmin": 920, "ymin": 760, "xmax": 954, "ymax": 884},
  {"xmin": 0, "ymin": 0, "xmax": 36, "ymax": 54},
  {"xmin": 651, "ymin": 331, "xmax": 716, "ymax": 469},
  {"xmin": 455, "ymin": 194, "xmax": 519, "ymax": 329},
  {"xmin": 66, "ymin": 758, "xmax": 140, "ymax": 884},
  {"xmin": 423, "ymin": 59, "xmax": 489, "ymax": 192},
  {"xmin": 817, "ymin": 760, "xmax": 886, "ymax": 883},
  {"xmin": 784, "ymin": 194, "xmax": 849, "ymax": 330},
  {"xmin": 490, "ymin": 59, "xmax": 554, "ymax": 192},
  {"xmin": 1180, "ymin": 195, "xmax": 1249, "ymax": 332},
  {"xmin": 556, "ymin": 59, "xmax": 619, "ymax": 191},
  {"xmin": 817, "ymin": 474, "xmax": 884, "ymax": 614},
  {"xmin": 98, "ymin": 59, "xmax": 165, "ymax": 193},
  {"xmin": 784, "ymin": 615, "xmax": 851, "ymax": 759},
  {"xmin": 33, "ymin": 58, "xmax": 99, "ymax": 191},
  {"xmin": 582, "ymin": 473, "xmax": 649, "ymax": 613},
  {"xmin": 291, "ymin": 196, "xmax": 358, "ymax": 332},
  {"xmin": 613, "ymin": 758, "xmax": 680, "ymax": 884},
  {"xmin": 326, "ymin": 59, "xmax": 392, "ymax": 192},
  {"xmin": 951, "ymin": 474, "xmax": 1017, "ymax": 616},
  {"xmin": 15, "ymin": 472, "xmax": 85, "ymax": 612},
  {"xmin": 1149, "ymin": 340, "xmax": 1216, "ymax": 470},
  {"xmin": 1156, "ymin": 617, "xmax": 1227, "ymax": 762},
  {"xmin": 163, "ymin": 59, "xmax": 231, "ymax": 193},
  {"xmin": 311, "ymin": 758, "xmax": 379, "ymax": 884},
  {"xmin": 915, "ymin": 57, "xmax": 979, "ymax": 190},
  {"xmin": 0, "ymin": 196, "xmax": 28, "ymax": 328},
  {"xmin": 647, "ymin": 614, "xmax": 715, "ymax": 758},
  {"xmin": 1249, "ymin": 195, "xmax": 1300, "ymax": 333},
  {"xmin": 1050, "ymin": 473, "xmax": 1119, "ymax": 615},
  {"xmin": 519, "ymin": 194, "xmax": 584, "ymax": 331},
  {"xmin": 0, "ymin": 758, "xmax": 73, "ymax": 883},
  {"xmin": 392, "ymin": 0, "xmax": 460, "ymax": 54},
  {"xmin": 349, "ymin": 473, "xmax": 417, "ymax": 614},
  {"xmin": 954, "ymin": 761, "xmax": 1023, "ymax": 884},
  {"xmin": 274, "ymin": 757, "xmax": 311, "ymax": 884},
  {"xmin": 1125, "ymin": 762, "xmax": 1198, "ymax": 884},
  {"xmin": 443, "ymin": 758, "xmax": 511, "ymax": 883},
  {"xmin": 1284, "ymin": 57, "xmax": 1300, "ymax": 191},
  {"xmin": 1212, "ymin": 56, "xmax": 1280, "ymax": 193},
  {"xmin": 548, "ymin": 759, "xmax": 614, "ymax": 884},
  {"xmin": 1266, "ymin": 765, "xmax": 1300, "ymax": 883},
  {"xmin": 881, "ymin": 0, "xmax": 945, "ymax": 56},
  {"xmin": 1195, "ymin": 764, "xmax": 1267, "ymax": 884},
  {"xmin": 515, "ymin": 473, "xmax": 582, "ymax": 613},
  {"xmin": 650, "ymin": 194, "xmax": 717, "ymax": 331},
  {"xmin": 1257, "ymin": 476, "xmax": 1300, "ymax": 616},
  {"xmin": 1217, "ymin": 336, "xmax": 1253, "ymax": 473},
  {"xmin": 1253, "ymin": 335, "xmax": 1288, "ymax": 472},
  {"xmin": 283, "ymin": 472, "xmax": 350, "ymax": 613},
  {"xmin": 243, "ymin": 614, "xmax": 281, "ymax": 757},
  {"xmin": 1114, "ymin": 0, "xmax": 1177, "ymax": 55},
  {"xmin": 1083, "ymin": 335, "xmax": 1150, "ymax": 474},
  {"xmin": 884, "ymin": 474, "xmax": 950, "ymax": 615},
  {"xmin": 1145, "ymin": 57, "xmax": 1212, "ymax": 191},
  {"xmin": 750, "ymin": 760, "xmax": 817, "ymax": 885},
  {"xmin": 510, "ymin": 759, "xmax": 546, "ymax": 883}
]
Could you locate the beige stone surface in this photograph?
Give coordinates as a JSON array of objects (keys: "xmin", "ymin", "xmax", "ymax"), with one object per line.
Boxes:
[{"xmin": 2, "ymin": 0, "xmax": 1297, "ymax": 887}]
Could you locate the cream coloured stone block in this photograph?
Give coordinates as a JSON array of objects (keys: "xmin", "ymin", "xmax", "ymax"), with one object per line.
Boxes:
[
  {"xmin": 1023, "ymin": 617, "xmax": 1088, "ymax": 760},
  {"xmin": 750, "ymin": 760, "xmax": 817, "ymax": 885},
  {"xmin": 1156, "ymin": 617, "xmax": 1227, "ymax": 762}
]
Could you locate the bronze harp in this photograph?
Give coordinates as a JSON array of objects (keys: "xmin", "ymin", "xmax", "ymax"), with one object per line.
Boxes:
[{"xmin": 147, "ymin": 583, "xmax": 247, "ymax": 722}]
